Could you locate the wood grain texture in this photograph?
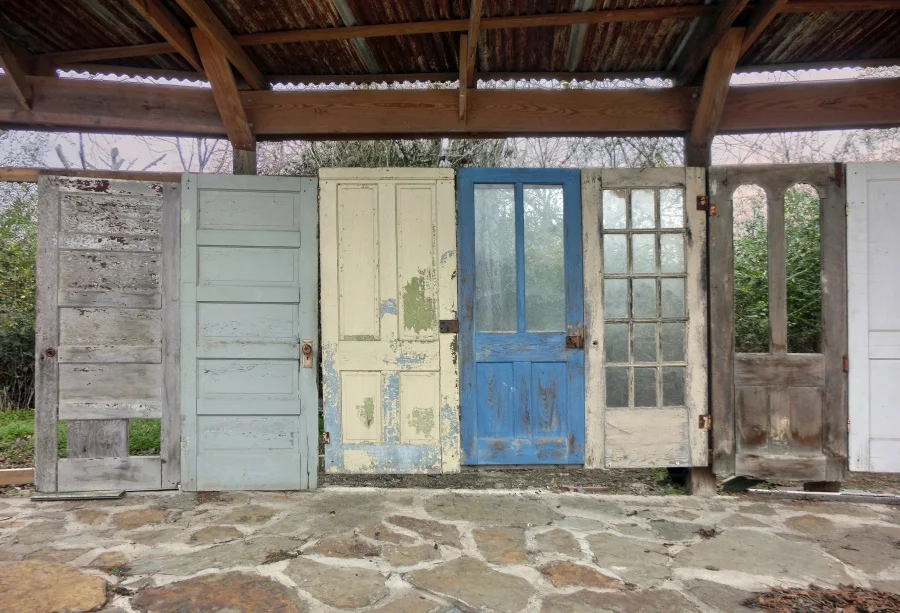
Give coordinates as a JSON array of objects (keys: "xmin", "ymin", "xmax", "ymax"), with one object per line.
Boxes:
[
  {"xmin": 192, "ymin": 28, "xmax": 254, "ymax": 150},
  {"xmin": 741, "ymin": 0, "xmax": 789, "ymax": 56},
  {"xmin": 0, "ymin": 35, "xmax": 32, "ymax": 109},
  {"xmin": 688, "ymin": 28, "xmax": 744, "ymax": 155},
  {"xmin": 581, "ymin": 170, "xmax": 603, "ymax": 468},
  {"xmin": 680, "ymin": 0, "xmax": 752, "ymax": 84},
  {"xmin": 767, "ymin": 182, "xmax": 788, "ymax": 354},
  {"xmin": 34, "ymin": 176, "xmax": 60, "ymax": 492},
  {"xmin": 161, "ymin": 183, "xmax": 181, "ymax": 488},
  {"xmin": 175, "ymin": 0, "xmax": 264, "ymax": 90},
  {"xmin": 127, "ymin": 0, "xmax": 204, "ymax": 74},
  {"xmin": 57, "ymin": 457, "xmax": 162, "ymax": 491},
  {"xmin": 66, "ymin": 420, "xmax": 128, "ymax": 458},
  {"xmin": 846, "ymin": 164, "xmax": 870, "ymax": 471},
  {"xmin": 0, "ymin": 167, "xmax": 181, "ymax": 183},
  {"xmin": 466, "ymin": 0, "xmax": 483, "ymax": 85}
]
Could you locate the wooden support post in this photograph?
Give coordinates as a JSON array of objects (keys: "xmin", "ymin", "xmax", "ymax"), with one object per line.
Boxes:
[
  {"xmin": 233, "ymin": 147, "xmax": 257, "ymax": 175},
  {"xmin": 466, "ymin": 0, "xmax": 483, "ymax": 86},
  {"xmin": 689, "ymin": 467, "xmax": 718, "ymax": 496},
  {"xmin": 0, "ymin": 36, "xmax": 33, "ymax": 109},
  {"xmin": 459, "ymin": 34, "xmax": 469, "ymax": 120},
  {"xmin": 192, "ymin": 28, "xmax": 255, "ymax": 152},
  {"xmin": 685, "ymin": 28, "xmax": 745, "ymax": 166}
]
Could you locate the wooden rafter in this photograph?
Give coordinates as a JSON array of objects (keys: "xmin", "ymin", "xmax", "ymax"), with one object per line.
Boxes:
[
  {"xmin": 0, "ymin": 36, "xmax": 32, "ymax": 109},
  {"xmin": 680, "ymin": 0, "xmax": 752, "ymax": 84},
  {"xmin": 191, "ymin": 29, "xmax": 254, "ymax": 150},
  {"xmin": 175, "ymin": 0, "xmax": 265, "ymax": 90},
  {"xmin": 741, "ymin": 0, "xmax": 789, "ymax": 56},
  {"xmin": 686, "ymin": 28, "xmax": 746, "ymax": 164},
  {"xmin": 466, "ymin": 0, "xmax": 483, "ymax": 86},
  {"xmin": 127, "ymin": 0, "xmax": 205, "ymax": 75},
  {"xmin": 3, "ymin": 74, "xmax": 900, "ymax": 138},
  {"xmin": 459, "ymin": 34, "xmax": 469, "ymax": 120}
]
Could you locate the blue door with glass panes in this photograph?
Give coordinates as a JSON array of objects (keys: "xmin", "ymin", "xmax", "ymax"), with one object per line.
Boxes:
[{"xmin": 458, "ymin": 169, "xmax": 584, "ymax": 465}]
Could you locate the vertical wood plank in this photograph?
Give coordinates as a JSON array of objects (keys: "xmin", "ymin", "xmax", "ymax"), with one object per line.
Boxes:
[
  {"xmin": 581, "ymin": 170, "xmax": 604, "ymax": 468},
  {"xmin": 298, "ymin": 178, "xmax": 319, "ymax": 488},
  {"xmin": 179, "ymin": 174, "xmax": 199, "ymax": 491},
  {"xmin": 34, "ymin": 176, "xmax": 60, "ymax": 492},
  {"xmin": 708, "ymin": 167, "xmax": 735, "ymax": 475},
  {"xmin": 685, "ymin": 166, "xmax": 709, "ymax": 467},
  {"xmin": 161, "ymin": 182, "xmax": 181, "ymax": 488},
  {"xmin": 768, "ymin": 186, "xmax": 788, "ymax": 354},
  {"xmin": 437, "ymin": 176, "xmax": 460, "ymax": 472},
  {"xmin": 820, "ymin": 164, "xmax": 847, "ymax": 473},
  {"xmin": 845, "ymin": 163, "xmax": 870, "ymax": 471},
  {"xmin": 66, "ymin": 420, "xmax": 128, "ymax": 458}
]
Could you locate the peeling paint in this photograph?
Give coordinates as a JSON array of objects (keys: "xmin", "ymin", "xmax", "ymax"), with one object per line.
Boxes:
[
  {"xmin": 409, "ymin": 407, "xmax": 435, "ymax": 439},
  {"xmin": 358, "ymin": 397, "xmax": 376, "ymax": 429},
  {"xmin": 380, "ymin": 298, "xmax": 397, "ymax": 316},
  {"xmin": 402, "ymin": 270, "xmax": 436, "ymax": 333}
]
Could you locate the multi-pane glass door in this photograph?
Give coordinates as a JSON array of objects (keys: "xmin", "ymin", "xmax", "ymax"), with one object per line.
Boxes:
[{"xmin": 458, "ymin": 169, "xmax": 584, "ymax": 465}]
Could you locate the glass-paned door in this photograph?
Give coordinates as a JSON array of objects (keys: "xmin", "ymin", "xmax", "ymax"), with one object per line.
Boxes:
[{"xmin": 459, "ymin": 169, "xmax": 584, "ymax": 465}]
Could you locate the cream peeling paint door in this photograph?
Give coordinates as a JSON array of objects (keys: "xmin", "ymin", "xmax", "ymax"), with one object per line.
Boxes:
[
  {"xmin": 582, "ymin": 168, "xmax": 708, "ymax": 469},
  {"xmin": 320, "ymin": 169, "xmax": 459, "ymax": 473},
  {"xmin": 848, "ymin": 163, "xmax": 900, "ymax": 473},
  {"xmin": 181, "ymin": 175, "xmax": 318, "ymax": 491}
]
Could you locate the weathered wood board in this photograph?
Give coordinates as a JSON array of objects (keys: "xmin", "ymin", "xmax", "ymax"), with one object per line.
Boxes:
[{"xmin": 34, "ymin": 176, "xmax": 180, "ymax": 492}]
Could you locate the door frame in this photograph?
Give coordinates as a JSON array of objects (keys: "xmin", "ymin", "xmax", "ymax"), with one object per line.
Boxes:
[{"xmin": 457, "ymin": 168, "xmax": 584, "ymax": 465}]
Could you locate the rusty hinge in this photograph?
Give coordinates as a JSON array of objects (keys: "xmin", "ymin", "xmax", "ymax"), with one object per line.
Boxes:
[
  {"xmin": 696, "ymin": 195, "xmax": 716, "ymax": 216},
  {"xmin": 842, "ymin": 356, "xmax": 849, "ymax": 373},
  {"xmin": 834, "ymin": 162, "xmax": 845, "ymax": 188},
  {"xmin": 322, "ymin": 431, "xmax": 331, "ymax": 445},
  {"xmin": 699, "ymin": 415, "xmax": 712, "ymax": 430},
  {"xmin": 847, "ymin": 419, "xmax": 851, "ymax": 433},
  {"xmin": 439, "ymin": 319, "xmax": 459, "ymax": 333}
]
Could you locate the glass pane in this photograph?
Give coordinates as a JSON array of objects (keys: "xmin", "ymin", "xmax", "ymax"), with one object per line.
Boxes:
[
  {"xmin": 524, "ymin": 185, "xmax": 565, "ymax": 331},
  {"xmin": 733, "ymin": 184, "xmax": 769, "ymax": 353},
  {"xmin": 661, "ymin": 323, "xmax": 685, "ymax": 361},
  {"xmin": 606, "ymin": 368, "xmax": 629, "ymax": 407},
  {"xmin": 632, "ymin": 278, "xmax": 656, "ymax": 318},
  {"xmin": 631, "ymin": 189, "xmax": 656, "ymax": 229},
  {"xmin": 660, "ymin": 188, "xmax": 684, "ymax": 228},
  {"xmin": 634, "ymin": 368, "xmax": 657, "ymax": 407},
  {"xmin": 660, "ymin": 234, "xmax": 684, "ymax": 273},
  {"xmin": 605, "ymin": 323, "xmax": 629, "ymax": 363},
  {"xmin": 602, "ymin": 190, "xmax": 627, "ymax": 229},
  {"xmin": 633, "ymin": 323, "xmax": 657, "ymax": 362},
  {"xmin": 604, "ymin": 279, "xmax": 628, "ymax": 319},
  {"xmin": 475, "ymin": 185, "xmax": 516, "ymax": 331},
  {"xmin": 632, "ymin": 234, "xmax": 656, "ymax": 274},
  {"xmin": 785, "ymin": 184, "xmax": 822, "ymax": 353},
  {"xmin": 661, "ymin": 278, "xmax": 684, "ymax": 318},
  {"xmin": 663, "ymin": 366, "xmax": 685, "ymax": 406},
  {"xmin": 603, "ymin": 235, "xmax": 627, "ymax": 274}
]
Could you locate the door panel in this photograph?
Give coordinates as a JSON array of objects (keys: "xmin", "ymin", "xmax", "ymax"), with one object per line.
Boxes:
[
  {"xmin": 848, "ymin": 163, "xmax": 900, "ymax": 472},
  {"xmin": 181, "ymin": 175, "xmax": 318, "ymax": 491},
  {"xmin": 710, "ymin": 164, "xmax": 846, "ymax": 480},
  {"xmin": 459, "ymin": 169, "xmax": 584, "ymax": 465},
  {"xmin": 321, "ymin": 169, "xmax": 458, "ymax": 474},
  {"xmin": 582, "ymin": 168, "xmax": 708, "ymax": 469}
]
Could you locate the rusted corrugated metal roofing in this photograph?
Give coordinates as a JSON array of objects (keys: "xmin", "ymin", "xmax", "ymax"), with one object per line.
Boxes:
[{"xmin": 0, "ymin": 0, "xmax": 896, "ymax": 81}]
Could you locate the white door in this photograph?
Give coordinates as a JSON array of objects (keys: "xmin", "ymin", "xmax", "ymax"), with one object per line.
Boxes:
[
  {"xmin": 319, "ymin": 169, "xmax": 458, "ymax": 473},
  {"xmin": 180, "ymin": 175, "xmax": 318, "ymax": 490},
  {"xmin": 848, "ymin": 163, "xmax": 900, "ymax": 473}
]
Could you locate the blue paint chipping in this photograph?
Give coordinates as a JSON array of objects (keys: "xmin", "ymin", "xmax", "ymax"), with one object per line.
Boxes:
[
  {"xmin": 380, "ymin": 298, "xmax": 398, "ymax": 316},
  {"xmin": 457, "ymin": 168, "xmax": 585, "ymax": 466}
]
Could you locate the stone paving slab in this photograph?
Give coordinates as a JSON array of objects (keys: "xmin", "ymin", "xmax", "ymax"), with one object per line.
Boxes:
[{"xmin": 0, "ymin": 488, "xmax": 897, "ymax": 613}]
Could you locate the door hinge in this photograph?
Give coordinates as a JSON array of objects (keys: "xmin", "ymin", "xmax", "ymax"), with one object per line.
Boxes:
[
  {"xmin": 322, "ymin": 431, "xmax": 331, "ymax": 445},
  {"xmin": 842, "ymin": 356, "xmax": 849, "ymax": 373},
  {"xmin": 697, "ymin": 195, "xmax": 716, "ymax": 216},
  {"xmin": 439, "ymin": 319, "xmax": 459, "ymax": 333},
  {"xmin": 699, "ymin": 415, "xmax": 712, "ymax": 430},
  {"xmin": 847, "ymin": 419, "xmax": 851, "ymax": 433},
  {"xmin": 834, "ymin": 162, "xmax": 845, "ymax": 188}
]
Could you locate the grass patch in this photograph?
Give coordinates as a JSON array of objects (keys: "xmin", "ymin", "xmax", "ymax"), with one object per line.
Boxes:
[{"xmin": 0, "ymin": 409, "xmax": 161, "ymax": 467}]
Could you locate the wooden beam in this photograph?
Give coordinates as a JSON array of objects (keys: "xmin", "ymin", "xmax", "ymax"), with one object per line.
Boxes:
[
  {"xmin": 782, "ymin": 0, "xmax": 900, "ymax": 12},
  {"xmin": 0, "ymin": 167, "xmax": 181, "ymax": 183},
  {"xmin": 466, "ymin": 0, "xmax": 483, "ymax": 86},
  {"xmin": 126, "ymin": 0, "xmax": 205, "ymax": 74},
  {"xmin": 0, "ymin": 36, "xmax": 33, "ymax": 109},
  {"xmin": 687, "ymin": 28, "xmax": 745, "ymax": 165},
  {"xmin": 192, "ymin": 28, "xmax": 254, "ymax": 150},
  {"xmin": 680, "ymin": 0, "xmax": 752, "ymax": 84},
  {"xmin": 741, "ymin": 0, "xmax": 789, "ymax": 56},
  {"xmin": 3, "ymin": 75, "xmax": 900, "ymax": 138},
  {"xmin": 737, "ymin": 57, "xmax": 900, "ymax": 72},
  {"xmin": 175, "ymin": 0, "xmax": 265, "ymax": 90},
  {"xmin": 459, "ymin": 34, "xmax": 469, "ymax": 120}
]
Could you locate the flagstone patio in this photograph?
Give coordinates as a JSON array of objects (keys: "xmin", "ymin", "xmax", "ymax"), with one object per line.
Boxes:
[{"xmin": 0, "ymin": 488, "xmax": 898, "ymax": 612}]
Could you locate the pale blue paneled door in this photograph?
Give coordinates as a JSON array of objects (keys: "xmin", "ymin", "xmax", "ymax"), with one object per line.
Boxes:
[
  {"xmin": 458, "ymin": 169, "xmax": 585, "ymax": 465},
  {"xmin": 180, "ymin": 175, "xmax": 318, "ymax": 490}
]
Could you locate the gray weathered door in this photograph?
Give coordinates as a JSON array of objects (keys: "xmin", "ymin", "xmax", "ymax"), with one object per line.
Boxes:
[
  {"xmin": 180, "ymin": 175, "xmax": 318, "ymax": 491},
  {"xmin": 710, "ymin": 164, "xmax": 847, "ymax": 481},
  {"xmin": 34, "ymin": 176, "xmax": 181, "ymax": 492}
]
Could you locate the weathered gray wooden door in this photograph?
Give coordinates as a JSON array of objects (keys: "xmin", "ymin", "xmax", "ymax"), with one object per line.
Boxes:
[
  {"xmin": 180, "ymin": 175, "xmax": 318, "ymax": 491},
  {"xmin": 710, "ymin": 164, "xmax": 847, "ymax": 481},
  {"xmin": 34, "ymin": 176, "xmax": 180, "ymax": 492}
]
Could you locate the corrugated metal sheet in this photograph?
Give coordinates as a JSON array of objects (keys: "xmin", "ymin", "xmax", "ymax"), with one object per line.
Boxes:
[{"xmin": 0, "ymin": 0, "xmax": 897, "ymax": 79}]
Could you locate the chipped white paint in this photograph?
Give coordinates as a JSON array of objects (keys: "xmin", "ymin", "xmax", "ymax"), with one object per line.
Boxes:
[{"xmin": 320, "ymin": 168, "xmax": 458, "ymax": 473}]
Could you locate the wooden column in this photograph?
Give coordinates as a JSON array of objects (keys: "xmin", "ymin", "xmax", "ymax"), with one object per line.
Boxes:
[{"xmin": 233, "ymin": 148, "xmax": 257, "ymax": 175}]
